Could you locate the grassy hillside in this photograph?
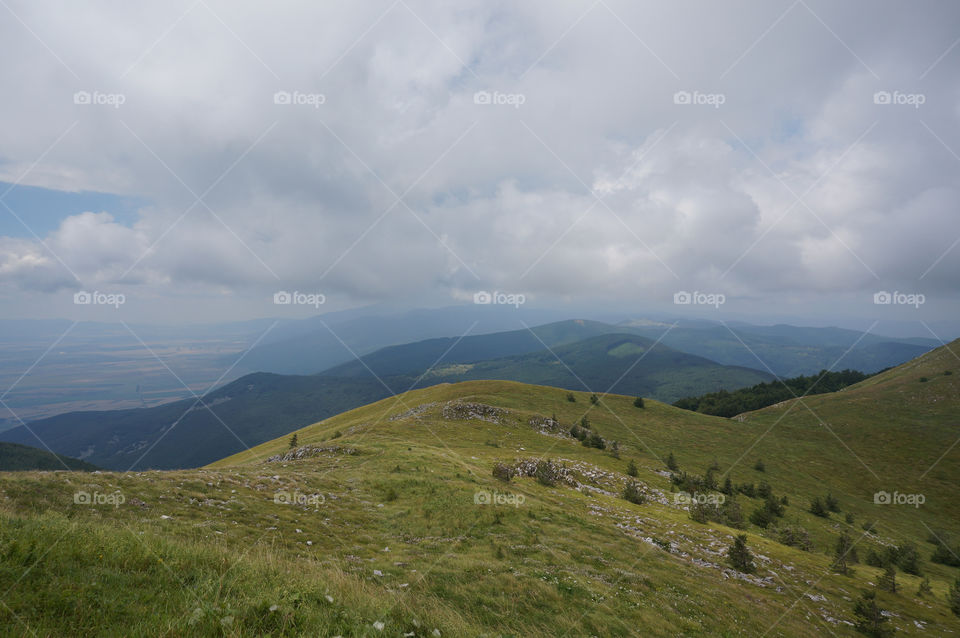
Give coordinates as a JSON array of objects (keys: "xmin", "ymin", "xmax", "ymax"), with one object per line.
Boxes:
[
  {"xmin": 1, "ymin": 341, "xmax": 958, "ymax": 635},
  {"xmin": 0, "ymin": 442, "xmax": 100, "ymax": 471}
]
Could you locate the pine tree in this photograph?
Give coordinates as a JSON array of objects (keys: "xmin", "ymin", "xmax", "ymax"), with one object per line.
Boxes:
[
  {"xmin": 878, "ymin": 564, "xmax": 897, "ymax": 593},
  {"xmin": 832, "ymin": 532, "xmax": 855, "ymax": 575},
  {"xmin": 949, "ymin": 575, "xmax": 960, "ymax": 616},
  {"xmin": 722, "ymin": 476, "xmax": 733, "ymax": 495},
  {"xmin": 917, "ymin": 576, "xmax": 932, "ymax": 597},
  {"xmin": 626, "ymin": 459, "xmax": 638, "ymax": 477},
  {"xmin": 288, "ymin": 433, "xmax": 298, "ymax": 449},
  {"xmin": 666, "ymin": 452, "xmax": 679, "ymax": 472},
  {"xmin": 853, "ymin": 590, "xmax": 892, "ymax": 637},
  {"xmin": 633, "ymin": 396, "xmax": 644, "ymax": 408},
  {"xmin": 753, "ymin": 458, "xmax": 765, "ymax": 472},
  {"xmin": 727, "ymin": 534, "xmax": 755, "ymax": 573}
]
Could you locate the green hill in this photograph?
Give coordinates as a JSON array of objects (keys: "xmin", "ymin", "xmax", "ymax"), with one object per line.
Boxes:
[
  {"xmin": 326, "ymin": 332, "xmax": 775, "ymax": 402},
  {"xmin": 1, "ymin": 341, "xmax": 958, "ymax": 636},
  {"xmin": 0, "ymin": 442, "xmax": 100, "ymax": 471}
]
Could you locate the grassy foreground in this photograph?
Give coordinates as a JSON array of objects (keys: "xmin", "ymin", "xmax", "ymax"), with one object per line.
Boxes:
[{"xmin": 1, "ymin": 341, "xmax": 958, "ymax": 636}]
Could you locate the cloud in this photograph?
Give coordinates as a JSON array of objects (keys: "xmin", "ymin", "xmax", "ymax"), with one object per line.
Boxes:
[{"xmin": 0, "ymin": 0, "xmax": 957, "ymax": 321}]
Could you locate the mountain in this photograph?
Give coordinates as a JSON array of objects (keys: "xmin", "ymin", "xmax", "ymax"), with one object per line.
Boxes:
[
  {"xmin": 0, "ymin": 373, "xmax": 389, "ymax": 471},
  {"xmin": 0, "ymin": 441, "xmax": 100, "ymax": 471},
  {"xmin": 0, "ymin": 325, "xmax": 771, "ymax": 470},
  {"xmin": 329, "ymin": 332, "xmax": 774, "ymax": 403},
  {"xmin": 1, "ymin": 341, "xmax": 958, "ymax": 635},
  {"xmin": 237, "ymin": 305, "xmax": 577, "ymax": 374},
  {"xmin": 320, "ymin": 319, "xmax": 648, "ymax": 378},
  {"xmin": 618, "ymin": 320, "xmax": 937, "ymax": 376}
]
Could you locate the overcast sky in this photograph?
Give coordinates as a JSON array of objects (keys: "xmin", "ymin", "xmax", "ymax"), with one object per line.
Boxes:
[{"xmin": 0, "ymin": 0, "xmax": 958, "ymax": 333}]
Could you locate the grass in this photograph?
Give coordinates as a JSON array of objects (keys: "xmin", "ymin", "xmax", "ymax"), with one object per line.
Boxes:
[{"xmin": 0, "ymin": 340, "xmax": 958, "ymax": 636}]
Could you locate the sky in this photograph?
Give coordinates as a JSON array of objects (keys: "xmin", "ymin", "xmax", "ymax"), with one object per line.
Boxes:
[{"xmin": 0, "ymin": 0, "xmax": 958, "ymax": 336}]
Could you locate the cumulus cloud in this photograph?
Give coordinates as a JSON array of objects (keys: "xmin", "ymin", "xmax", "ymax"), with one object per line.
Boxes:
[{"xmin": 0, "ymin": 0, "xmax": 957, "ymax": 321}]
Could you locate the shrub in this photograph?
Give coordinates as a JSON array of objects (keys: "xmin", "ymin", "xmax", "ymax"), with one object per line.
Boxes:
[
  {"xmin": 897, "ymin": 543, "xmax": 921, "ymax": 575},
  {"xmin": 862, "ymin": 521, "xmax": 877, "ymax": 533},
  {"xmin": 727, "ymin": 534, "xmax": 755, "ymax": 573},
  {"xmin": 583, "ymin": 432, "xmax": 605, "ymax": 450},
  {"xmin": 721, "ymin": 497, "xmax": 745, "ymax": 529},
  {"xmin": 919, "ymin": 376, "xmax": 928, "ymax": 382},
  {"xmin": 534, "ymin": 460, "xmax": 560, "ymax": 487},
  {"xmin": 754, "ymin": 458, "xmax": 765, "ymax": 472},
  {"xmin": 932, "ymin": 543, "xmax": 960, "ymax": 567},
  {"xmin": 633, "ymin": 396, "xmax": 645, "ymax": 408},
  {"xmin": 917, "ymin": 576, "xmax": 932, "ymax": 597},
  {"xmin": 493, "ymin": 462, "xmax": 513, "ymax": 482},
  {"xmin": 845, "ymin": 512, "xmax": 855, "ymax": 524},
  {"xmin": 580, "ymin": 416, "xmax": 591, "ymax": 429},
  {"xmin": 749, "ymin": 506, "xmax": 773, "ymax": 529},
  {"xmin": 756, "ymin": 481, "xmax": 772, "ymax": 499},
  {"xmin": 824, "ymin": 493, "xmax": 840, "ymax": 513},
  {"xmin": 737, "ymin": 482, "xmax": 756, "ymax": 498},
  {"xmin": 774, "ymin": 525, "xmax": 812, "ymax": 551},
  {"xmin": 566, "ymin": 392, "xmax": 576, "ymax": 402},
  {"xmin": 589, "ymin": 394, "xmax": 599, "ymax": 405},
  {"xmin": 810, "ymin": 497, "xmax": 829, "ymax": 518},
  {"xmin": 622, "ymin": 481, "xmax": 646, "ymax": 505},
  {"xmin": 626, "ymin": 459, "xmax": 638, "ymax": 477},
  {"xmin": 952, "ymin": 576, "xmax": 960, "ymax": 616}
]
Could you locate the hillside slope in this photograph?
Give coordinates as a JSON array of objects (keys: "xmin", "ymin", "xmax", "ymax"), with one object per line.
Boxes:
[
  {"xmin": 2, "ymin": 342, "xmax": 958, "ymax": 636},
  {"xmin": 0, "ymin": 441, "xmax": 100, "ymax": 471}
]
